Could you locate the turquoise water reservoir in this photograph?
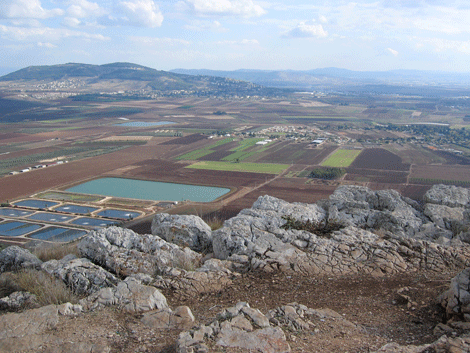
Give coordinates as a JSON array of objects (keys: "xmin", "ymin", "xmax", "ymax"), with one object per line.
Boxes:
[{"xmin": 66, "ymin": 178, "xmax": 230, "ymax": 202}]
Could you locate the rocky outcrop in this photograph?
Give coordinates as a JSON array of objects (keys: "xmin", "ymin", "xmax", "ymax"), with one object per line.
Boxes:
[
  {"xmin": 0, "ymin": 246, "xmax": 42, "ymax": 273},
  {"xmin": 0, "ymin": 291, "xmax": 38, "ymax": 311},
  {"xmin": 151, "ymin": 213, "xmax": 212, "ymax": 252},
  {"xmin": 41, "ymin": 256, "xmax": 119, "ymax": 296},
  {"xmin": 0, "ymin": 304, "xmax": 59, "ymax": 352},
  {"xmin": 154, "ymin": 258, "xmax": 239, "ymax": 295},
  {"xmin": 78, "ymin": 227, "xmax": 201, "ymax": 276},
  {"xmin": 177, "ymin": 301, "xmax": 360, "ymax": 353},
  {"xmin": 177, "ymin": 302, "xmax": 291, "ymax": 353},
  {"xmin": 327, "ymin": 185, "xmax": 425, "ymax": 237},
  {"xmin": 439, "ymin": 267, "xmax": 470, "ymax": 321},
  {"xmin": 424, "ymin": 184, "xmax": 470, "ymax": 208},
  {"xmin": 80, "ymin": 276, "xmax": 168, "ymax": 313},
  {"xmin": 141, "ymin": 306, "xmax": 195, "ymax": 330}
]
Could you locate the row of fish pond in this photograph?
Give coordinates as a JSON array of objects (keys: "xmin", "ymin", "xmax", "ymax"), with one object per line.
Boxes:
[{"xmin": 0, "ymin": 199, "xmax": 143, "ymax": 243}]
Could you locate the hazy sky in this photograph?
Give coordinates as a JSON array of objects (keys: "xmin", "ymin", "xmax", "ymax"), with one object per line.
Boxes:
[{"xmin": 1, "ymin": 0, "xmax": 469, "ymax": 72}]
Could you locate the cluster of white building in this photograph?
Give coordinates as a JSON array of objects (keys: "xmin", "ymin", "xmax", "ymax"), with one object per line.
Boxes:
[{"xmin": 9, "ymin": 160, "xmax": 68, "ymax": 175}]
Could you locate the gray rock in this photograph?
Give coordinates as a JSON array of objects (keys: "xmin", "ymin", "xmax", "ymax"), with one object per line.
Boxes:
[
  {"xmin": 424, "ymin": 203, "xmax": 466, "ymax": 229},
  {"xmin": 0, "ymin": 246, "xmax": 42, "ymax": 273},
  {"xmin": 141, "ymin": 306, "xmax": 195, "ymax": 330},
  {"xmin": 151, "ymin": 213, "xmax": 212, "ymax": 252},
  {"xmin": 0, "ymin": 291, "xmax": 38, "ymax": 311},
  {"xmin": 438, "ymin": 267, "xmax": 470, "ymax": 321},
  {"xmin": 80, "ymin": 277, "xmax": 168, "ymax": 312},
  {"xmin": 0, "ymin": 304, "xmax": 59, "ymax": 352},
  {"xmin": 41, "ymin": 257, "xmax": 119, "ymax": 296},
  {"xmin": 328, "ymin": 186, "xmax": 424, "ymax": 236},
  {"xmin": 78, "ymin": 226, "xmax": 201, "ymax": 276},
  {"xmin": 177, "ymin": 302, "xmax": 290, "ymax": 353},
  {"xmin": 424, "ymin": 184, "xmax": 470, "ymax": 208}
]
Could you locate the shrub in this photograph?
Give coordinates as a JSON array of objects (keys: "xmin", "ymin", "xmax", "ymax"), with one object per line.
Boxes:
[{"xmin": 281, "ymin": 216, "xmax": 343, "ymax": 238}]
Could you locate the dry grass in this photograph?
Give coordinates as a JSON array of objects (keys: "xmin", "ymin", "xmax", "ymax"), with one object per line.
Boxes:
[
  {"xmin": 10, "ymin": 269, "xmax": 77, "ymax": 306},
  {"xmin": 204, "ymin": 215, "xmax": 224, "ymax": 231},
  {"xmin": 32, "ymin": 241, "xmax": 80, "ymax": 262}
]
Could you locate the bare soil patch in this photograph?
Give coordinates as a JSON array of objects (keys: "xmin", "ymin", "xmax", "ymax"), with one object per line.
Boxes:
[
  {"xmin": 252, "ymin": 142, "xmax": 336, "ymax": 165},
  {"xmin": 350, "ymin": 148, "xmax": 410, "ymax": 171},
  {"xmin": 410, "ymin": 164, "xmax": 470, "ymax": 182},
  {"xmin": 160, "ymin": 134, "xmax": 207, "ymax": 145},
  {"xmin": 345, "ymin": 168, "xmax": 408, "ymax": 184}
]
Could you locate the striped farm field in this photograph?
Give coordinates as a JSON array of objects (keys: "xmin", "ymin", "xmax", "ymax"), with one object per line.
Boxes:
[
  {"xmin": 186, "ymin": 161, "xmax": 289, "ymax": 174},
  {"xmin": 321, "ymin": 149, "xmax": 362, "ymax": 168}
]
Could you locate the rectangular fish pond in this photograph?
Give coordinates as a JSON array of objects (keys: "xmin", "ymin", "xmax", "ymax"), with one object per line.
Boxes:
[
  {"xmin": 0, "ymin": 221, "xmax": 43, "ymax": 237},
  {"xmin": 54, "ymin": 204, "xmax": 100, "ymax": 214},
  {"xmin": 28, "ymin": 226, "xmax": 88, "ymax": 242},
  {"xmin": 0, "ymin": 208, "xmax": 34, "ymax": 217},
  {"xmin": 27, "ymin": 212, "xmax": 75, "ymax": 222},
  {"xmin": 66, "ymin": 177, "xmax": 230, "ymax": 202},
  {"xmin": 96, "ymin": 209, "xmax": 141, "ymax": 220},
  {"xmin": 13, "ymin": 199, "xmax": 59, "ymax": 209},
  {"xmin": 70, "ymin": 217, "xmax": 117, "ymax": 227}
]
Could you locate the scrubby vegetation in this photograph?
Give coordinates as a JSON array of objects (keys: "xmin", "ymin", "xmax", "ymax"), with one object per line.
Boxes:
[
  {"xmin": 308, "ymin": 167, "xmax": 345, "ymax": 180},
  {"xmin": 281, "ymin": 215, "xmax": 343, "ymax": 238}
]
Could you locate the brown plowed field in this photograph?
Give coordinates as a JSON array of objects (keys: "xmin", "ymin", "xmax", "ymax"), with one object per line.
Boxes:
[
  {"xmin": 410, "ymin": 164, "xmax": 470, "ymax": 182},
  {"xmin": 350, "ymin": 148, "xmax": 410, "ymax": 171},
  {"xmin": 432, "ymin": 150, "xmax": 470, "ymax": 165},
  {"xmin": 160, "ymin": 134, "xmax": 207, "ymax": 145},
  {"xmin": 252, "ymin": 142, "xmax": 336, "ymax": 165},
  {"xmin": 198, "ymin": 150, "xmax": 233, "ymax": 161},
  {"xmin": 367, "ymin": 183, "xmax": 431, "ymax": 202},
  {"xmin": 122, "ymin": 159, "xmax": 270, "ymax": 188},
  {"xmin": 345, "ymin": 168, "xmax": 408, "ymax": 184}
]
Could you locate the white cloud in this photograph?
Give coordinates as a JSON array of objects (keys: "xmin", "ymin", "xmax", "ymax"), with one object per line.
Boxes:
[
  {"xmin": 386, "ymin": 47, "xmax": 399, "ymax": 56},
  {"xmin": 38, "ymin": 41, "xmax": 56, "ymax": 48},
  {"xmin": 0, "ymin": 0, "xmax": 63, "ymax": 19},
  {"xmin": 216, "ymin": 39, "xmax": 259, "ymax": 45},
  {"xmin": 416, "ymin": 37, "xmax": 470, "ymax": 54},
  {"xmin": 119, "ymin": 0, "xmax": 164, "ymax": 27},
  {"xmin": 129, "ymin": 36, "xmax": 190, "ymax": 45},
  {"xmin": 284, "ymin": 22, "xmax": 328, "ymax": 38},
  {"xmin": 184, "ymin": 20, "xmax": 227, "ymax": 32},
  {"xmin": 184, "ymin": 0, "xmax": 265, "ymax": 18},
  {"xmin": 0, "ymin": 24, "xmax": 110, "ymax": 42},
  {"xmin": 67, "ymin": 0, "xmax": 106, "ymax": 19},
  {"xmin": 62, "ymin": 17, "xmax": 81, "ymax": 27}
]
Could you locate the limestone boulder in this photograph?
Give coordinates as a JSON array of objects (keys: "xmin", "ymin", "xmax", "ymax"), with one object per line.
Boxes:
[
  {"xmin": 328, "ymin": 186, "xmax": 424, "ymax": 236},
  {"xmin": 424, "ymin": 203, "xmax": 466, "ymax": 229},
  {"xmin": 176, "ymin": 302, "xmax": 291, "ymax": 353},
  {"xmin": 0, "ymin": 291, "xmax": 38, "ymax": 311},
  {"xmin": 0, "ymin": 304, "xmax": 59, "ymax": 352},
  {"xmin": 41, "ymin": 257, "xmax": 119, "ymax": 296},
  {"xmin": 78, "ymin": 227, "xmax": 201, "ymax": 276},
  {"xmin": 141, "ymin": 306, "xmax": 195, "ymax": 330},
  {"xmin": 151, "ymin": 213, "xmax": 212, "ymax": 252},
  {"xmin": 0, "ymin": 246, "xmax": 42, "ymax": 273},
  {"xmin": 80, "ymin": 277, "xmax": 168, "ymax": 312},
  {"xmin": 438, "ymin": 267, "xmax": 470, "ymax": 321},
  {"xmin": 424, "ymin": 184, "xmax": 470, "ymax": 208}
]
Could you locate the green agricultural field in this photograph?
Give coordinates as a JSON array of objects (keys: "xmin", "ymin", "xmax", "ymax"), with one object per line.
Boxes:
[
  {"xmin": 222, "ymin": 138, "xmax": 270, "ymax": 162},
  {"xmin": 176, "ymin": 138, "xmax": 233, "ymax": 160},
  {"xmin": 321, "ymin": 149, "xmax": 361, "ymax": 168},
  {"xmin": 186, "ymin": 161, "xmax": 289, "ymax": 174}
]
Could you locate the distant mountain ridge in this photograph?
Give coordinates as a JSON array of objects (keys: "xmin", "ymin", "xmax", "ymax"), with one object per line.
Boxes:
[
  {"xmin": 171, "ymin": 68, "xmax": 470, "ymax": 87},
  {"xmin": 0, "ymin": 62, "xmax": 287, "ymax": 97}
]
